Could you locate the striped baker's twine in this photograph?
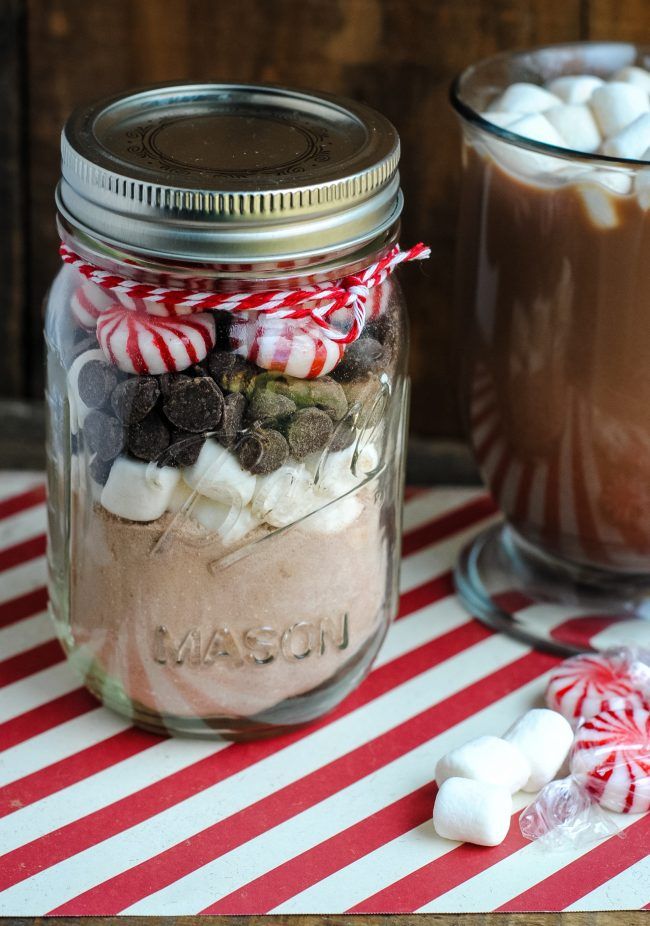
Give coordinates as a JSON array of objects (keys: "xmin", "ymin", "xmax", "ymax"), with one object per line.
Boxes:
[{"xmin": 59, "ymin": 242, "xmax": 430, "ymax": 345}]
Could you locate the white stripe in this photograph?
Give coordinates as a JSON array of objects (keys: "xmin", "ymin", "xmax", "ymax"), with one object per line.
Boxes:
[
  {"xmin": 564, "ymin": 854, "xmax": 650, "ymax": 911},
  {"xmin": 0, "ymin": 661, "xmax": 79, "ymax": 724},
  {"xmin": 0, "ymin": 557, "xmax": 46, "ymax": 607},
  {"xmin": 375, "ymin": 597, "xmax": 471, "ymax": 667},
  {"xmin": 0, "ymin": 611, "xmax": 51, "ymax": 661},
  {"xmin": 129, "ymin": 672, "xmax": 545, "ymax": 915},
  {"xmin": 0, "ymin": 476, "xmax": 43, "ymax": 503},
  {"xmin": 0, "ymin": 633, "xmax": 529, "ymax": 913},
  {"xmin": 0, "ymin": 505, "xmax": 45, "ymax": 554},
  {"xmin": 400, "ymin": 514, "xmax": 501, "ymax": 592},
  {"xmin": 402, "ymin": 488, "xmax": 485, "ymax": 533},
  {"xmin": 418, "ymin": 811, "xmax": 642, "ymax": 912}
]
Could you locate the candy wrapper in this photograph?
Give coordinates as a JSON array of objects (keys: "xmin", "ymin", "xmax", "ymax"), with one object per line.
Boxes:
[{"xmin": 520, "ymin": 648, "xmax": 650, "ymax": 850}]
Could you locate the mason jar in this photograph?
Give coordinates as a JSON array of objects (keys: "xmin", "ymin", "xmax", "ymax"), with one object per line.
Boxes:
[{"xmin": 45, "ymin": 82, "xmax": 421, "ymax": 738}]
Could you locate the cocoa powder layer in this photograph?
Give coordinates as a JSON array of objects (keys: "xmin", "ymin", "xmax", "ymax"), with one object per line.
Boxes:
[{"xmin": 70, "ymin": 491, "xmax": 387, "ymax": 720}]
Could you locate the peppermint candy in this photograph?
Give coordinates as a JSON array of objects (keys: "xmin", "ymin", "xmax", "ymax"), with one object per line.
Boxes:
[
  {"xmin": 570, "ymin": 707, "xmax": 650, "ymax": 813},
  {"xmin": 97, "ymin": 307, "xmax": 216, "ymax": 374},
  {"xmin": 229, "ymin": 315, "xmax": 345, "ymax": 379},
  {"xmin": 70, "ymin": 281, "xmax": 114, "ymax": 329},
  {"xmin": 545, "ymin": 652, "xmax": 650, "ymax": 727}
]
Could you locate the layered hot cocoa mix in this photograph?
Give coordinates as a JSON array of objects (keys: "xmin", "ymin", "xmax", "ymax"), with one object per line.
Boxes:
[{"xmin": 459, "ymin": 68, "xmax": 650, "ymax": 571}]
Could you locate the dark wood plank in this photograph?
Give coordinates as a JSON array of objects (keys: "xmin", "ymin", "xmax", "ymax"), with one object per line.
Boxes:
[
  {"xmin": 0, "ymin": 0, "xmax": 27, "ymax": 398},
  {"xmin": 25, "ymin": 0, "xmax": 584, "ymax": 435},
  {"xmin": 2, "ymin": 913, "xmax": 646, "ymax": 925}
]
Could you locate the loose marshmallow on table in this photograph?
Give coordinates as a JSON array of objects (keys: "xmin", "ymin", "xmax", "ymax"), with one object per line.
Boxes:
[
  {"xmin": 101, "ymin": 456, "xmax": 180, "ymax": 521},
  {"xmin": 590, "ymin": 82, "xmax": 650, "ymax": 138},
  {"xmin": 503, "ymin": 709, "xmax": 574, "ymax": 792},
  {"xmin": 67, "ymin": 348, "xmax": 106, "ymax": 435},
  {"xmin": 545, "ymin": 104, "xmax": 601, "ymax": 153},
  {"xmin": 546, "ymin": 74, "xmax": 604, "ymax": 104},
  {"xmin": 433, "ymin": 777, "xmax": 512, "ymax": 847},
  {"xmin": 613, "ymin": 66, "xmax": 650, "ymax": 94},
  {"xmin": 435, "ymin": 734, "xmax": 531, "ymax": 794},
  {"xmin": 602, "ymin": 112, "xmax": 650, "ymax": 159},
  {"xmin": 184, "ymin": 439, "xmax": 256, "ymax": 507},
  {"xmin": 490, "ymin": 82, "xmax": 561, "ymax": 114}
]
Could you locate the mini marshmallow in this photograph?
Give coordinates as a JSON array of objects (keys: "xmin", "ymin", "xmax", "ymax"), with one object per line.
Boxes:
[
  {"xmin": 602, "ymin": 112, "xmax": 650, "ymax": 159},
  {"xmin": 486, "ymin": 113, "xmax": 566, "ymax": 178},
  {"xmin": 167, "ymin": 480, "xmax": 194, "ymax": 513},
  {"xmin": 101, "ymin": 456, "xmax": 180, "ymax": 521},
  {"xmin": 480, "ymin": 111, "xmax": 521, "ymax": 128},
  {"xmin": 545, "ymin": 104, "xmax": 601, "ymax": 153},
  {"xmin": 503, "ymin": 709, "xmax": 574, "ymax": 792},
  {"xmin": 636, "ymin": 162, "xmax": 650, "ymax": 209},
  {"xmin": 192, "ymin": 496, "xmax": 260, "ymax": 543},
  {"xmin": 546, "ymin": 75, "xmax": 604, "ymax": 104},
  {"xmin": 433, "ymin": 777, "xmax": 512, "ymax": 847},
  {"xmin": 435, "ymin": 734, "xmax": 531, "ymax": 794},
  {"xmin": 251, "ymin": 463, "xmax": 320, "ymax": 528},
  {"xmin": 302, "ymin": 494, "xmax": 363, "ymax": 534},
  {"xmin": 590, "ymin": 82, "xmax": 650, "ymax": 137},
  {"xmin": 184, "ymin": 439, "xmax": 256, "ymax": 507},
  {"xmin": 67, "ymin": 349, "xmax": 106, "ymax": 435},
  {"xmin": 613, "ymin": 66, "xmax": 650, "ymax": 94},
  {"xmin": 490, "ymin": 82, "xmax": 561, "ymax": 114},
  {"xmin": 305, "ymin": 442, "xmax": 380, "ymax": 498},
  {"xmin": 576, "ymin": 184, "xmax": 620, "ymax": 230}
]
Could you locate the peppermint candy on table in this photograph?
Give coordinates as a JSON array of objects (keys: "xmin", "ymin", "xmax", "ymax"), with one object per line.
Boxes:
[
  {"xmin": 70, "ymin": 280, "xmax": 114, "ymax": 329},
  {"xmin": 229, "ymin": 315, "xmax": 345, "ymax": 379},
  {"xmin": 545, "ymin": 652, "xmax": 650, "ymax": 727},
  {"xmin": 97, "ymin": 306, "xmax": 216, "ymax": 374},
  {"xmin": 570, "ymin": 707, "xmax": 650, "ymax": 813}
]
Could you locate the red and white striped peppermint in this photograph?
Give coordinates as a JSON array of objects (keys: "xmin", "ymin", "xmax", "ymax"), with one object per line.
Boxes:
[
  {"xmin": 545, "ymin": 652, "xmax": 650, "ymax": 727},
  {"xmin": 229, "ymin": 315, "xmax": 345, "ymax": 379},
  {"xmin": 70, "ymin": 280, "xmax": 114, "ymax": 329},
  {"xmin": 97, "ymin": 306, "xmax": 216, "ymax": 374},
  {"xmin": 570, "ymin": 707, "xmax": 650, "ymax": 813}
]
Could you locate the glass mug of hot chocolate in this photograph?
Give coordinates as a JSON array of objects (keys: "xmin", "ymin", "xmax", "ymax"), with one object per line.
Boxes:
[
  {"xmin": 452, "ymin": 43, "xmax": 650, "ymax": 653},
  {"xmin": 45, "ymin": 82, "xmax": 428, "ymax": 738}
]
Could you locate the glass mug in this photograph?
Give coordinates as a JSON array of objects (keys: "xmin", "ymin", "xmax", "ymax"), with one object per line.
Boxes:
[
  {"xmin": 451, "ymin": 43, "xmax": 650, "ymax": 654},
  {"xmin": 45, "ymin": 82, "xmax": 420, "ymax": 738}
]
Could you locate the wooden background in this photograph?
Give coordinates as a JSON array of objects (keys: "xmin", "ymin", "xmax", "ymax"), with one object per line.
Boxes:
[{"xmin": 1, "ymin": 0, "xmax": 649, "ymax": 438}]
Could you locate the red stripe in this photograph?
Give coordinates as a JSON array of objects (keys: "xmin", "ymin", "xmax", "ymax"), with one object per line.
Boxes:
[
  {"xmin": 397, "ymin": 572, "xmax": 454, "ymax": 617},
  {"xmin": 0, "ymin": 727, "xmax": 160, "ymax": 819},
  {"xmin": 401, "ymin": 494, "xmax": 496, "ymax": 557},
  {"xmin": 0, "ymin": 638, "xmax": 63, "ymax": 688},
  {"xmin": 349, "ymin": 811, "xmax": 529, "ymax": 913},
  {"xmin": 0, "ymin": 484, "xmax": 45, "ymax": 520},
  {"xmin": 498, "ymin": 812, "xmax": 650, "ymax": 912},
  {"xmin": 204, "ymin": 783, "xmax": 435, "ymax": 914},
  {"xmin": 0, "ymin": 533, "xmax": 46, "ymax": 573},
  {"xmin": 51, "ymin": 649, "xmax": 555, "ymax": 915},
  {"xmin": 0, "ymin": 586, "xmax": 48, "ymax": 629},
  {"xmin": 3, "ymin": 616, "xmax": 487, "ymax": 899},
  {"xmin": 0, "ymin": 688, "xmax": 98, "ymax": 752}
]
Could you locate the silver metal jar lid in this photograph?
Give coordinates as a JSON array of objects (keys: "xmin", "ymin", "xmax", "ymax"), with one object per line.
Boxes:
[{"xmin": 57, "ymin": 82, "xmax": 402, "ymax": 263}]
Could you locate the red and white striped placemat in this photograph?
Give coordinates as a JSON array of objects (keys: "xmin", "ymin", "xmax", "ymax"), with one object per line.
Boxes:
[{"xmin": 0, "ymin": 472, "xmax": 647, "ymax": 915}]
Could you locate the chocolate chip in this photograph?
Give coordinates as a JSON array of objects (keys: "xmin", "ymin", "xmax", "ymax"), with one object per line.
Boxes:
[
  {"xmin": 159, "ymin": 431, "xmax": 205, "ymax": 467},
  {"xmin": 158, "ymin": 372, "xmax": 181, "ymax": 397},
  {"xmin": 89, "ymin": 454, "xmax": 113, "ymax": 485},
  {"xmin": 127, "ymin": 411, "xmax": 171, "ymax": 462},
  {"xmin": 111, "ymin": 376, "xmax": 160, "ymax": 423},
  {"xmin": 83, "ymin": 410, "xmax": 125, "ymax": 462},
  {"xmin": 329, "ymin": 421, "xmax": 356, "ymax": 453},
  {"xmin": 206, "ymin": 350, "xmax": 257, "ymax": 393},
  {"xmin": 212, "ymin": 310, "xmax": 232, "ymax": 350},
  {"xmin": 162, "ymin": 376, "xmax": 224, "ymax": 433},
  {"xmin": 217, "ymin": 392, "xmax": 247, "ymax": 448},
  {"xmin": 237, "ymin": 428, "xmax": 288, "ymax": 475},
  {"xmin": 332, "ymin": 337, "xmax": 384, "ymax": 383},
  {"xmin": 247, "ymin": 387, "xmax": 296, "ymax": 424},
  {"xmin": 77, "ymin": 359, "xmax": 119, "ymax": 409},
  {"xmin": 65, "ymin": 333, "xmax": 99, "ymax": 366},
  {"xmin": 286, "ymin": 408, "xmax": 334, "ymax": 460}
]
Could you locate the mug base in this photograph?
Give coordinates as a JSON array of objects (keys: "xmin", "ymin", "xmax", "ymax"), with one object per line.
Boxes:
[{"xmin": 455, "ymin": 522, "xmax": 650, "ymax": 656}]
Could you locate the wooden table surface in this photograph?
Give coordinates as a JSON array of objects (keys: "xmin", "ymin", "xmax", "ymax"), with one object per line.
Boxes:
[{"xmin": 2, "ymin": 402, "xmax": 643, "ymax": 924}]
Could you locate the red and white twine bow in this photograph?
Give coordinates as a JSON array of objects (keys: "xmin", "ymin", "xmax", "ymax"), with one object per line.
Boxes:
[{"xmin": 59, "ymin": 242, "xmax": 430, "ymax": 345}]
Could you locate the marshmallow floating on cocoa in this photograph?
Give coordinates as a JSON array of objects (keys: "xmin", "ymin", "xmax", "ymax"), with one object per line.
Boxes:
[
  {"xmin": 546, "ymin": 74, "xmax": 604, "ymax": 104},
  {"xmin": 612, "ymin": 65, "xmax": 650, "ymax": 94},
  {"xmin": 590, "ymin": 82, "xmax": 650, "ymax": 138},
  {"xmin": 545, "ymin": 104, "xmax": 601, "ymax": 153},
  {"xmin": 433, "ymin": 777, "xmax": 513, "ymax": 847},
  {"xmin": 101, "ymin": 456, "xmax": 181, "ymax": 521},
  {"xmin": 602, "ymin": 112, "xmax": 650, "ymax": 159},
  {"xmin": 489, "ymin": 82, "xmax": 562, "ymax": 114},
  {"xmin": 435, "ymin": 734, "xmax": 531, "ymax": 794},
  {"xmin": 503, "ymin": 709, "xmax": 574, "ymax": 792}
]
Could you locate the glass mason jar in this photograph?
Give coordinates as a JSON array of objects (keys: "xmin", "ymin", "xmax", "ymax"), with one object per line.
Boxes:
[
  {"xmin": 451, "ymin": 43, "xmax": 650, "ymax": 654},
  {"xmin": 45, "ymin": 83, "xmax": 413, "ymax": 738}
]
